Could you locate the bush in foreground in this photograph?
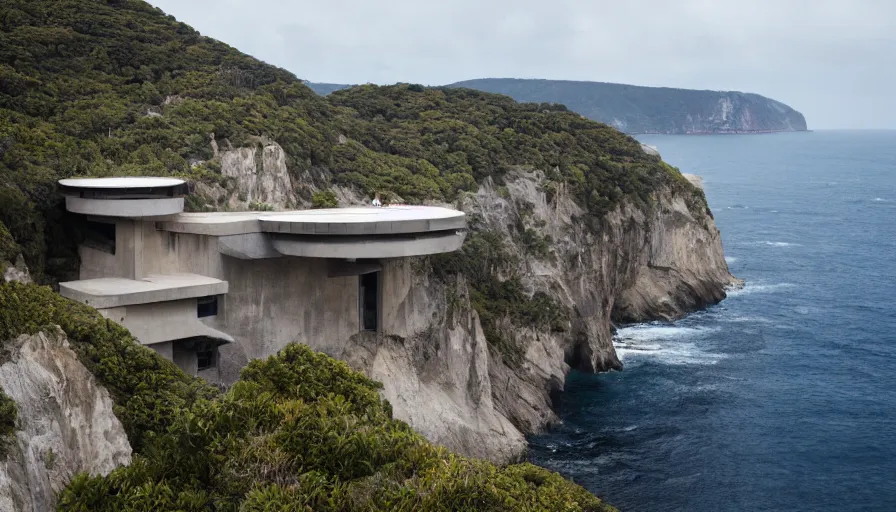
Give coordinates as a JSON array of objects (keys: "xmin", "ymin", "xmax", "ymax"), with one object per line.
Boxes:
[{"xmin": 0, "ymin": 282, "xmax": 612, "ymax": 511}]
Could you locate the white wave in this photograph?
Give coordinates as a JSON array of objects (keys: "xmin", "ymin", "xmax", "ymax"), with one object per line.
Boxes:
[
  {"xmin": 726, "ymin": 282, "xmax": 795, "ymax": 297},
  {"xmin": 613, "ymin": 324, "xmax": 723, "ymax": 366},
  {"xmin": 873, "ymin": 197, "xmax": 887, "ymax": 202},
  {"xmin": 614, "ymin": 341, "xmax": 724, "ymax": 366},
  {"xmin": 725, "ymin": 256, "xmax": 737, "ymax": 263},
  {"xmin": 719, "ymin": 314, "xmax": 772, "ymax": 324},
  {"xmin": 615, "ymin": 324, "xmax": 717, "ymax": 342},
  {"xmin": 761, "ymin": 241, "xmax": 801, "ymax": 247}
]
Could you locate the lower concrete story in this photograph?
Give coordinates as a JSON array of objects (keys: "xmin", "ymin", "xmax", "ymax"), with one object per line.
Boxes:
[{"xmin": 59, "ymin": 273, "xmax": 228, "ymax": 309}]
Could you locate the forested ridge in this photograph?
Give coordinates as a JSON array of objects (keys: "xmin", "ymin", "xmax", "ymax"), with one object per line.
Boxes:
[{"xmin": 0, "ymin": 0, "xmax": 692, "ymax": 283}]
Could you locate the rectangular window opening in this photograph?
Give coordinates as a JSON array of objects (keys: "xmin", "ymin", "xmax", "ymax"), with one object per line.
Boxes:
[
  {"xmin": 196, "ymin": 343, "xmax": 216, "ymax": 371},
  {"xmin": 359, "ymin": 271, "xmax": 380, "ymax": 332},
  {"xmin": 83, "ymin": 220, "xmax": 116, "ymax": 255},
  {"xmin": 197, "ymin": 296, "xmax": 218, "ymax": 318}
]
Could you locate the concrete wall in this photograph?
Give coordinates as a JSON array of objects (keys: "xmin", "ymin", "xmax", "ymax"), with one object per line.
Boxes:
[
  {"xmin": 98, "ymin": 299, "xmax": 199, "ymax": 345},
  {"xmin": 130, "ymin": 219, "xmax": 362, "ymax": 385},
  {"xmin": 79, "ymin": 219, "xmax": 138, "ymax": 280}
]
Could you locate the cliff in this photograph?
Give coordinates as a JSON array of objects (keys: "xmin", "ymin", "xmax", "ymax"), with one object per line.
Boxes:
[
  {"xmin": 294, "ymin": 168, "xmax": 736, "ymax": 462},
  {"xmin": 447, "ymin": 78, "xmax": 808, "ymax": 134},
  {"xmin": 0, "ymin": 0, "xmax": 736, "ymax": 508},
  {"xmin": 0, "ymin": 328, "xmax": 132, "ymax": 512}
]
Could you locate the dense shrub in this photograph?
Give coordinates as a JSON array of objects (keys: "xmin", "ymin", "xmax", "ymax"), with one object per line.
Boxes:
[
  {"xmin": 0, "ymin": 281, "xmax": 611, "ymax": 509},
  {"xmin": 54, "ymin": 339, "xmax": 612, "ymax": 511},
  {"xmin": 311, "ymin": 189, "xmax": 339, "ymax": 208}
]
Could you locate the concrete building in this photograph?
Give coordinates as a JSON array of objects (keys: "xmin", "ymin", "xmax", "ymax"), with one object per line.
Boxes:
[{"xmin": 57, "ymin": 177, "xmax": 466, "ymax": 383}]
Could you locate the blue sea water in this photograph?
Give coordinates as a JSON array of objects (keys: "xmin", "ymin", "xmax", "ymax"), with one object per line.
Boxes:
[{"xmin": 528, "ymin": 131, "xmax": 896, "ymax": 511}]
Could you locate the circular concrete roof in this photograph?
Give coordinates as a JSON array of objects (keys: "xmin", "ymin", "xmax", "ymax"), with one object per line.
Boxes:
[
  {"xmin": 58, "ymin": 177, "xmax": 185, "ymax": 188},
  {"xmin": 260, "ymin": 206, "xmax": 463, "ymax": 224},
  {"xmin": 259, "ymin": 205, "xmax": 466, "ymax": 236}
]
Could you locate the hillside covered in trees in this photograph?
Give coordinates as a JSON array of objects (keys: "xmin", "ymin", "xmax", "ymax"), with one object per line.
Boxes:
[
  {"xmin": 448, "ymin": 78, "xmax": 808, "ymax": 134},
  {"xmin": 308, "ymin": 79, "xmax": 808, "ymax": 135},
  {"xmin": 0, "ymin": 0, "xmax": 692, "ymax": 285}
]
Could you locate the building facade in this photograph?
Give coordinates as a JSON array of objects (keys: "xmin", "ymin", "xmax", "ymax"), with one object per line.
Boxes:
[{"xmin": 57, "ymin": 177, "xmax": 466, "ymax": 384}]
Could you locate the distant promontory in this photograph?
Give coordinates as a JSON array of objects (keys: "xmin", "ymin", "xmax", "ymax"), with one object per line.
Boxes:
[{"xmin": 307, "ymin": 78, "xmax": 808, "ymax": 135}]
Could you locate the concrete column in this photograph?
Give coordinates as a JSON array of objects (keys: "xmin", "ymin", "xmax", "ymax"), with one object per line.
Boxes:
[{"xmin": 134, "ymin": 219, "xmax": 145, "ymax": 279}]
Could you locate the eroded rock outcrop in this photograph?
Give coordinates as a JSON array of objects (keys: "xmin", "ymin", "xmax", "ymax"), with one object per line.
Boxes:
[
  {"xmin": 0, "ymin": 328, "xmax": 132, "ymax": 512},
  {"xmin": 3, "ymin": 255, "xmax": 32, "ymax": 285},
  {"xmin": 303, "ymin": 170, "xmax": 737, "ymax": 462},
  {"xmin": 338, "ymin": 260, "xmax": 525, "ymax": 463},
  {"xmin": 194, "ymin": 140, "xmax": 298, "ymax": 210}
]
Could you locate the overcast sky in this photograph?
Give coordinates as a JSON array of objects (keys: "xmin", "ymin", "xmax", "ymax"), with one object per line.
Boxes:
[{"xmin": 150, "ymin": 0, "xmax": 896, "ymax": 129}]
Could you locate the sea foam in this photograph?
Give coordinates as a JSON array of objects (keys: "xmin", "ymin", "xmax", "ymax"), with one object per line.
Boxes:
[{"xmin": 613, "ymin": 324, "xmax": 723, "ymax": 366}]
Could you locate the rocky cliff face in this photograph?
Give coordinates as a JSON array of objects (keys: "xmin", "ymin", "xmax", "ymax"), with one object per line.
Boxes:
[
  {"xmin": 229, "ymin": 163, "xmax": 738, "ymax": 463},
  {"xmin": 0, "ymin": 328, "xmax": 132, "ymax": 512},
  {"xmin": 443, "ymin": 170, "xmax": 736, "ymax": 456}
]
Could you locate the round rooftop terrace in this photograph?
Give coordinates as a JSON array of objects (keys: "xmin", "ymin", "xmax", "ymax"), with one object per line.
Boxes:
[
  {"xmin": 58, "ymin": 177, "xmax": 186, "ymax": 189},
  {"xmin": 59, "ymin": 176, "xmax": 187, "ymax": 217}
]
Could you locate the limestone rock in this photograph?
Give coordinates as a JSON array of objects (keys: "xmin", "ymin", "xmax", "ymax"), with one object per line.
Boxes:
[
  {"xmin": 410, "ymin": 169, "xmax": 737, "ymax": 460},
  {"xmin": 219, "ymin": 141, "xmax": 296, "ymax": 208},
  {"xmin": 0, "ymin": 328, "xmax": 132, "ymax": 512},
  {"xmin": 338, "ymin": 260, "xmax": 526, "ymax": 463},
  {"xmin": 3, "ymin": 255, "xmax": 31, "ymax": 284},
  {"xmin": 682, "ymin": 173, "xmax": 704, "ymax": 189},
  {"xmin": 330, "ymin": 169, "xmax": 735, "ymax": 463}
]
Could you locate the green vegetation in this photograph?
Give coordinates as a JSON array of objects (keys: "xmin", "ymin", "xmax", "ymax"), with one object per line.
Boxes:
[
  {"xmin": 0, "ymin": 387, "xmax": 16, "ymax": 458},
  {"xmin": 448, "ymin": 78, "xmax": 809, "ymax": 134},
  {"xmin": 0, "ymin": 220, "xmax": 21, "ymax": 274},
  {"xmin": 0, "ymin": 282, "xmax": 610, "ymax": 511},
  {"xmin": 0, "ymin": 0, "xmax": 701, "ymax": 284},
  {"xmin": 58, "ymin": 342, "xmax": 611, "ymax": 511},
  {"xmin": 312, "ymin": 189, "xmax": 339, "ymax": 208},
  {"xmin": 0, "ymin": 3, "xmax": 715, "ymax": 506}
]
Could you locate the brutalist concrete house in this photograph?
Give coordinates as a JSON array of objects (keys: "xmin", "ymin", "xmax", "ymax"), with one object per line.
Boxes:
[{"xmin": 57, "ymin": 177, "xmax": 467, "ymax": 384}]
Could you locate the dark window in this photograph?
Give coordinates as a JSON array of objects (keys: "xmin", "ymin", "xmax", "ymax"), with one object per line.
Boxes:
[
  {"xmin": 83, "ymin": 220, "xmax": 116, "ymax": 255},
  {"xmin": 196, "ymin": 344, "xmax": 215, "ymax": 371},
  {"xmin": 359, "ymin": 272, "xmax": 380, "ymax": 331},
  {"xmin": 197, "ymin": 296, "xmax": 218, "ymax": 318}
]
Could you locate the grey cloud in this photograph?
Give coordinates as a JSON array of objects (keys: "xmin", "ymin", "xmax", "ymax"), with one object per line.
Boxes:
[{"xmin": 151, "ymin": 0, "xmax": 896, "ymax": 128}]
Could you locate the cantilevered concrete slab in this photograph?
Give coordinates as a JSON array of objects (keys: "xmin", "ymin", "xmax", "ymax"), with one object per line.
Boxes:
[
  {"xmin": 259, "ymin": 206, "xmax": 466, "ymax": 235},
  {"xmin": 157, "ymin": 205, "xmax": 468, "ymax": 259},
  {"xmin": 271, "ymin": 232, "xmax": 466, "ymax": 259},
  {"xmin": 59, "ymin": 177, "xmax": 187, "ymax": 217},
  {"xmin": 60, "ymin": 273, "xmax": 228, "ymax": 309},
  {"xmin": 158, "ymin": 206, "xmax": 466, "ymax": 236}
]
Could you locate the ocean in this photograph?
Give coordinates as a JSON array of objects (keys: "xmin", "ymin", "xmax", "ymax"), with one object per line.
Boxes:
[{"xmin": 528, "ymin": 130, "xmax": 896, "ymax": 511}]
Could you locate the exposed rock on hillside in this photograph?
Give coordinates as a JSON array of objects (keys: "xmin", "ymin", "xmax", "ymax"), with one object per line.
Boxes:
[{"xmin": 0, "ymin": 328, "xmax": 131, "ymax": 512}]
